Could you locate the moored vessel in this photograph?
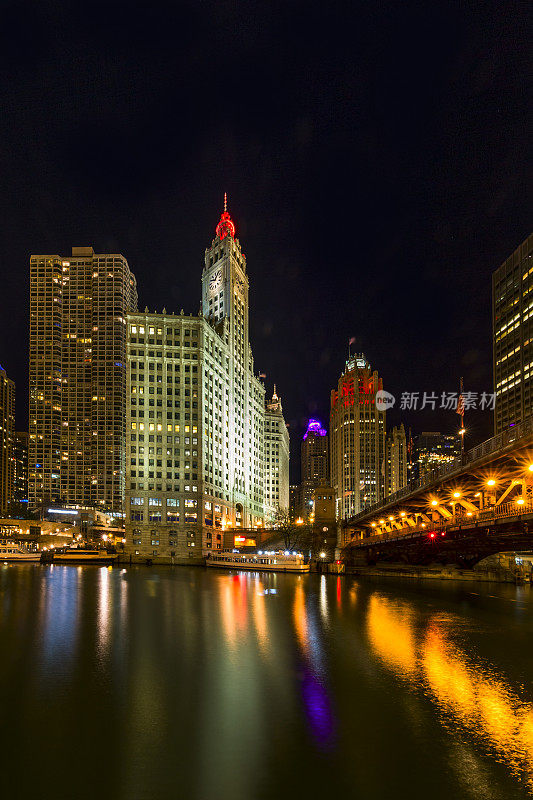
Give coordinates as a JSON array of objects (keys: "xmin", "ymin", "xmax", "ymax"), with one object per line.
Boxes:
[
  {"xmin": 50, "ymin": 548, "xmax": 117, "ymax": 565},
  {"xmin": 206, "ymin": 550, "xmax": 309, "ymax": 573},
  {"xmin": 0, "ymin": 544, "xmax": 41, "ymax": 562}
]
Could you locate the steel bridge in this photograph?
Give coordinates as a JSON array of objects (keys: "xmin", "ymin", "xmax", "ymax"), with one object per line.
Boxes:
[{"xmin": 342, "ymin": 416, "xmax": 533, "ymax": 567}]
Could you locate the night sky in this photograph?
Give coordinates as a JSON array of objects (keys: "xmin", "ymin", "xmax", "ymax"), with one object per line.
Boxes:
[{"xmin": 0, "ymin": 1, "xmax": 531, "ymax": 480}]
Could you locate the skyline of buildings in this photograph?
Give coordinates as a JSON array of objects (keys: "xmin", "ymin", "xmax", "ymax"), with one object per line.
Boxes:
[{"xmin": 0, "ymin": 215, "xmax": 530, "ymax": 526}]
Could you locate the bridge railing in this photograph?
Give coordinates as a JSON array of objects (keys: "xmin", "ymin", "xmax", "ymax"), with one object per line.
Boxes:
[
  {"xmin": 346, "ymin": 500, "xmax": 533, "ymax": 549},
  {"xmin": 349, "ymin": 416, "xmax": 533, "ymax": 523}
]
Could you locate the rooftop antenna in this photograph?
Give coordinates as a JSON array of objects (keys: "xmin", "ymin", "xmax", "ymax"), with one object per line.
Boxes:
[{"xmin": 224, "ymin": 192, "xmax": 227, "ymax": 213}]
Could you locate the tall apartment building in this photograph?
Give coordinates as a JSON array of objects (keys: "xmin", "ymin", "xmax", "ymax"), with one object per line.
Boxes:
[
  {"xmin": 299, "ymin": 418, "xmax": 328, "ymax": 520},
  {"xmin": 493, "ymin": 233, "xmax": 533, "ymax": 433},
  {"xmin": 0, "ymin": 365, "xmax": 15, "ymax": 515},
  {"xmin": 13, "ymin": 431, "xmax": 28, "ymax": 505},
  {"xmin": 414, "ymin": 431, "xmax": 461, "ymax": 479},
  {"xmin": 330, "ymin": 354, "xmax": 386, "ymax": 519},
  {"xmin": 29, "ymin": 247, "xmax": 137, "ymax": 512},
  {"xmin": 384, "ymin": 424, "xmax": 408, "ymax": 496},
  {"xmin": 125, "ymin": 199, "xmax": 288, "ymax": 561},
  {"xmin": 264, "ymin": 387, "xmax": 290, "ymax": 523}
]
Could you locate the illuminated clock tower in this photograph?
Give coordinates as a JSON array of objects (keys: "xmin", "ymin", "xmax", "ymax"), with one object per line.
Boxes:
[{"xmin": 202, "ymin": 195, "xmax": 265, "ymax": 528}]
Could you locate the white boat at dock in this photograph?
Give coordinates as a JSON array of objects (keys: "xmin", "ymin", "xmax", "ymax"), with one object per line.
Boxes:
[
  {"xmin": 206, "ymin": 550, "xmax": 310, "ymax": 573},
  {"xmin": 0, "ymin": 544, "xmax": 41, "ymax": 562}
]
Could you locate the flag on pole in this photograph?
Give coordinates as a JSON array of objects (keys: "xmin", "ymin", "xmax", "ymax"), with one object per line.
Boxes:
[
  {"xmin": 349, "ymin": 336, "xmax": 356, "ymax": 345},
  {"xmin": 259, "ymin": 373, "xmax": 266, "ymax": 379}
]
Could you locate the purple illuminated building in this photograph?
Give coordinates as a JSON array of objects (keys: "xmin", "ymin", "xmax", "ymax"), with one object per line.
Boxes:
[
  {"xmin": 303, "ymin": 419, "xmax": 327, "ymax": 440},
  {"xmin": 299, "ymin": 418, "xmax": 329, "ymax": 521}
]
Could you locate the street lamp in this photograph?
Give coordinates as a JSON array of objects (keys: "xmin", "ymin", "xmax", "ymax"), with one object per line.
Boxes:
[{"xmin": 320, "ymin": 552, "xmax": 326, "ymax": 558}]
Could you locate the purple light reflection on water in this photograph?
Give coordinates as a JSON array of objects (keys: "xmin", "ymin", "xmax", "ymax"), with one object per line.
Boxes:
[
  {"xmin": 300, "ymin": 666, "xmax": 336, "ymax": 750},
  {"xmin": 303, "ymin": 418, "xmax": 327, "ymax": 440}
]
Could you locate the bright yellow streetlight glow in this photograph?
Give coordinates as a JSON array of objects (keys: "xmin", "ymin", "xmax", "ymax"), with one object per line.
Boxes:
[
  {"xmin": 400, "ymin": 511, "xmax": 406, "ymax": 517},
  {"xmin": 487, "ymin": 479, "xmax": 496, "ymax": 486},
  {"xmin": 371, "ymin": 522, "xmax": 376, "ymax": 527},
  {"xmin": 295, "ymin": 517, "xmax": 304, "ymax": 525},
  {"xmin": 379, "ymin": 519, "xmax": 385, "ymax": 524},
  {"xmin": 459, "ymin": 428, "xmax": 466, "ymax": 435},
  {"xmin": 421, "ymin": 523, "xmax": 426, "ymax": 528},
  {"xmin": 319, "ymin": 552, "xmax": 326, "ymax": 558},
  {"xmin": 388, "ymin": 515, "xmax": 393, "ymax": 521},
  {"xmin": 517, "ymin": 497, "xmax": 525, "ymax": 505},
  {"xmin": 431, "ymin": 499, "xmax": 438, "ymax": 506},
  {"xmin": 453, "ymin": 491, "xmax": 461, "ymax": 499}
]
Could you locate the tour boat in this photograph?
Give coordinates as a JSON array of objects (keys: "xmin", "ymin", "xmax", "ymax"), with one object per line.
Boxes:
[
  {"xmin": 51, "ymin": 548, "xmax": 117, "ymax": 565},
  {"xmin": 206, "ymin": 550, "xmax": 310, "ymax": 573},
  {"xmin": 0, "ymin": 544, "xmax": 41, "ymax": 562}
]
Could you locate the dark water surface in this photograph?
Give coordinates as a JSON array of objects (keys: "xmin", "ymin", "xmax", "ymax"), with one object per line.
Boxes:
[{"xmin": 2, "ymin": 565, "xmax": 533, "ymax": 799}]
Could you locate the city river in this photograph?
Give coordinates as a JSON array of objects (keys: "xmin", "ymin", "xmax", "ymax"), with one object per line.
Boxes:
[{"xmin": 2, "ymin": 566, "xmax": 533, "ymax": 799}]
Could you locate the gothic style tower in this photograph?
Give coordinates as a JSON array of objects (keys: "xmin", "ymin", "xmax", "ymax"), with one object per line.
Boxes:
[{"xmin": 202, "ymin": 196, "xmax": 265, "ymax": 528}]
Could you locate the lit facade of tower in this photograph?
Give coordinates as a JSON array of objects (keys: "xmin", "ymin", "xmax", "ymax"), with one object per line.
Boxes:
[
  {"xmin": 201, "ymin": 197, "xmax": 265, "ymax": 528},
  {"xmin": 0, "ymin": 365, "xmax": 15, "ymax": 515},
  {"xmin": 264, "ymin": 386, "xmax": 290, "ymax": 523},
  {"xmin": 299, "ymin": 418, "xmax": 328, "ymax": 520},
  {"xmin": 493, "ymin": 233, "xmax": 533, "ymax": 433},
  {"xmin": 29, "ymin": 247, "xmax": 137, "ymax": 512},
  {"xmin": 330, "ymin": 354, "xmax": 386, "ymax": 519},
  {"xmin": 124, "ymin": 198, "xmax": 279, "ymax": 562},
  {"xmin": 384, "ymin": 424, "xmax": 407, "ymax": 496}
]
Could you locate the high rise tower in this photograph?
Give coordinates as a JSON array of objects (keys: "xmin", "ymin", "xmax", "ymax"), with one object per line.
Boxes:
[
  {"xmin": 299, "ymin": 418, "xmax": 329, "ymax": 520},
  {"xmin": 493, "ymin": 233, "xmax": 533, "ymax": 432},
  {"xmin": 330, "ymin": 354, "xmax": 386, "ymax": 519},
  {"xmin": 0, "ymin": 365, "xmax": 15, "ymax": 515},
  {"xmin": 264, "ymin": 386, "xmax": 290, "ymax": 523},
  {"xmin": 202, "ymin": 197, "xmax": 265, "ymax": 527},
  {"xmin": 29, "ymin": 247, "xmax": 138, "ymax": 512}
]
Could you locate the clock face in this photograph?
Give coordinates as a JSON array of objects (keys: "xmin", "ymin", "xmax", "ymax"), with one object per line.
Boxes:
[{"xmin": 209, "ymin": 269, "xmax": 222, "ymax": 293}]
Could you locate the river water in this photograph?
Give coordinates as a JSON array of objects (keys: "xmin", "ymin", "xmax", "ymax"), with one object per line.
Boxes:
[{"xmin": 2, "ymin": 565, "xmax": 533, "ymax": 799}]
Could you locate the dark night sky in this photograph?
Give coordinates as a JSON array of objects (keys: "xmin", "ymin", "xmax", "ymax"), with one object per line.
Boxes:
[{"xmin": 0, "ymin": 0, "xmax": 531, "ymax": 480}]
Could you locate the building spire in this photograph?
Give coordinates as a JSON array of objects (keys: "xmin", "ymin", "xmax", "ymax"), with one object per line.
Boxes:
[{"xmin": 215, "ymin": 194, "xmax": 235, "ymax": 240}]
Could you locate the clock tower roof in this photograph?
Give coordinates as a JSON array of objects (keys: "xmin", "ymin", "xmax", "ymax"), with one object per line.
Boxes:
[{"xmin": 215, "ymin": 192, "xmax": 236, "ymax": 241}]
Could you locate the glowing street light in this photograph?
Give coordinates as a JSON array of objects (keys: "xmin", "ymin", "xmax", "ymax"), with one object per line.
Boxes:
[
  {"xmin": 431, "ymin": 499, "xmax": 438, "ymax": 507},
  {"xmin": 517, "ymin": 497, "xmax": 525, "ymax": 505},
  {"xmin": 453, "ymin": 491, "xmax": 461, "ymax": 499},
  {"xmin": 529, "ymin": 464, "xmax": 533, "ymax": 473},
  {"xmin": 319, "ymin": 552, "xmax": 326, "ymax": 559},
  {"xmin": 487, "ymin": 479, "xmax": 496, "ymax": 487}
]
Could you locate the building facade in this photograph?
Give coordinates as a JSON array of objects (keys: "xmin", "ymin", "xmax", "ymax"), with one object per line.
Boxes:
[
  {"xmin": 124, "ymin": 200, "xmax": 286, "ymax": 561},
  {"xmin": 13, "ymin": 431, "xmax": 28, "ymax": 506},
  {"xmin": 29, "ymin": 247, "xmax": 137, "ymax": 512},
  {"xmin": 330, "ymin": 354, "xmax": 386, "ymax": 519},
  {"xmin": 493, "ymin": 233, "xmax": 533, "ymax": 433},
  {"xmin": 0, "ymin": 366, "xmax": 15, "ymax": 515},
  {"xmin": 385, "ymin": 424, "xmax": 408, "ymax": 496},
  {"xmin": 299, "ymin": 418, "xmax": 328, "ymax": 520},
  {"xmin": 414, "ymin": 431, "xmax": 461, "ymax": 479},
  {"xmin": 264, "ymin": 387, "xmax": 290, "ymax": 523}
]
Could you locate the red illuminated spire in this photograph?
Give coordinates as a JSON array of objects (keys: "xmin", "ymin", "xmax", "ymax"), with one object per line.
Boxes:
[{"xmin": 215, "ymin": 193, "xmax": 236, "ymax": 240}]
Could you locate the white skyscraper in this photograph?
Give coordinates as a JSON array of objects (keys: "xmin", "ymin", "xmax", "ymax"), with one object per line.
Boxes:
[{"xmin": 125, "ymin": 197, "xmax": 288, "ymax": 562}]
